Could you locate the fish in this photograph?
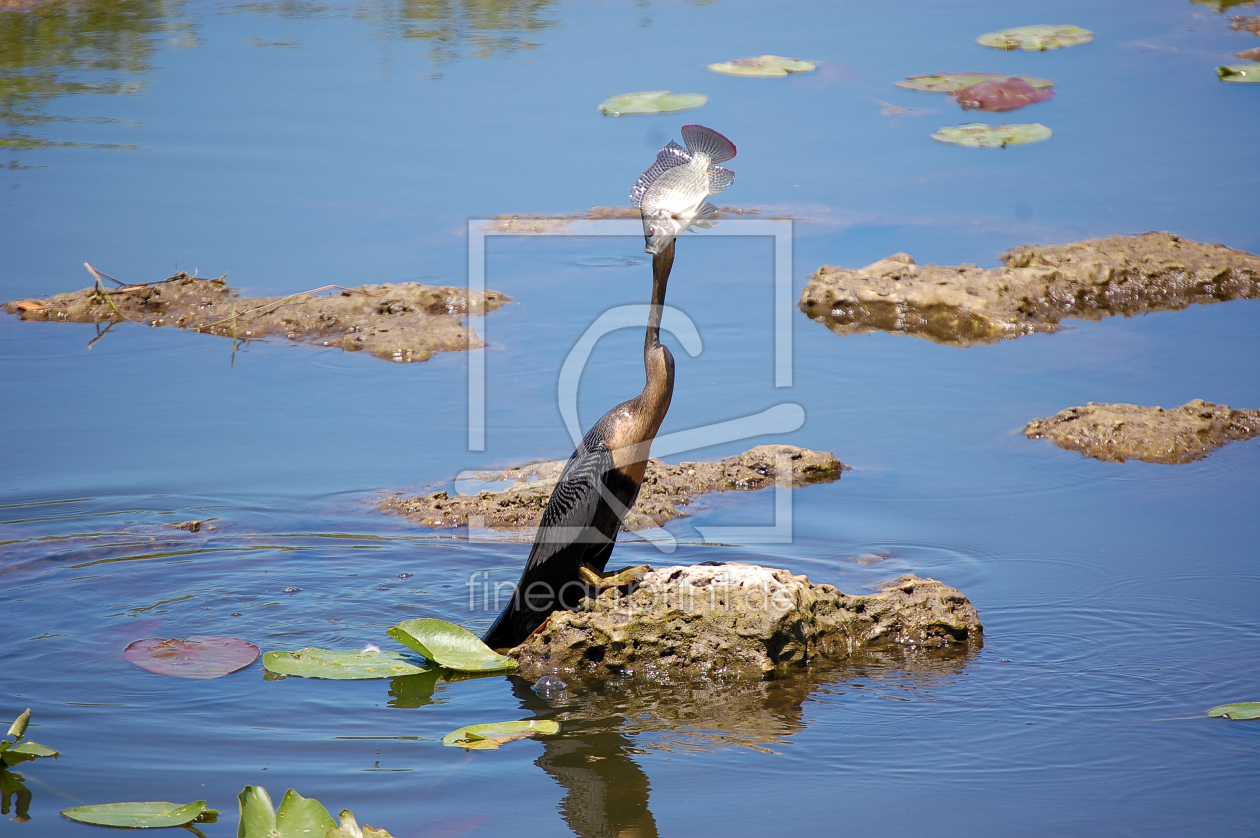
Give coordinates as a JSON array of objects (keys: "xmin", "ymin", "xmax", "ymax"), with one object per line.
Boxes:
[{"xmin": 630, "ymin": 124, "xmax": 736, "ymax": 254}]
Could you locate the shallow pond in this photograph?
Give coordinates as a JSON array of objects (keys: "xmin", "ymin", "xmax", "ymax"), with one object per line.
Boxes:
[{"xmin": 2, "ymin": 0, "xmax": 1259, "ymax": 835}]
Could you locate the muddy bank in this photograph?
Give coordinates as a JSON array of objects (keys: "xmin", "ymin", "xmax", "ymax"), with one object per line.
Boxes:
[
  {"xmin": 379, "ymin": 444, "xmax": 844, "ymax": 533},
  {"xmin": 1024, "ymin": 399, "xmax": 1260, "ymax": 464},
  {"xmin": 510, "ymin": 567, "xmax": 981, "ymax": 678},
  {"xmin": 4, "ymin": 270, "xmax": 509, "ymax": 362},
  {"xmin": 799, "ymin": 232, "xmax": 1260, "ymax": 346}
]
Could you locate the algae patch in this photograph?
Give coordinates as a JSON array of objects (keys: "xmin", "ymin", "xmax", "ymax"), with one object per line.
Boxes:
[
  {"xmin": 1024, "ymin": 400, "xmax": 1260, "ymax": 464},
  {"xmin": 4, "ymin": 270, "xmax": 509, "ymax": 363},
  {"xmin": 379, "ymin": 445, "xmax": 843, "ymax": 535},
  {"xmin": 799, "ymin": 232, "xmax": 1260, "ymax": 347}
]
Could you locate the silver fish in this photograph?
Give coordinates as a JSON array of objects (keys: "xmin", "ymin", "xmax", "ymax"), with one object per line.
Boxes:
[{"xmin": 630, "ymin": 124, "xmax": 736, "ymax": 254}]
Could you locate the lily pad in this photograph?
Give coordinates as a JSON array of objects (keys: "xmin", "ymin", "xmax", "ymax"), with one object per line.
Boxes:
[
  {"xmin": 238, "ymin": 786, "xmax": 336, "ymax": 838},
  {"xmin": 328, "ymin": 809, "xmax": 396, "ymax": 838},
  {"xmin": 707, "ymin": 55, "xmax": 816, "ymax": 77},
  {"xmin": 978, "ymin": 24, "xmax": 1093, "ymax": 50},
  {"xmin": 124, "ymin": 636, "xmax": 260, "ymax": 680},
  {"xmin": 6, "ymin": 709, "xmax": 30, "ymax": 740},
  {"xmin": 597, "ymin": 91, "xmax": 707, "ymax": 116},
  {"xmin": 1217, "ymin": 62, "xmax": 1260, "ymax": 82},
  {"xmin": 1, "ymin": 741, "xmax": 59, "ymax": 767},
  {"xmin": 61, "ymin": 800, "xmax": 218, "ymax": 828},
  {"xmin": 1208, "ymin": 702, "xmax": 1260, "ymax": 720},
  {"xmin": 263, "ymin": 648, "xmax": 434, "ymax": 680},
  {"xmin": 387, "ymin": 618, "xmax": 516, "ymax": 672},
  {"xmin": 442, "ymin": 719, "xmax": 560, "ymax": 750},
  {"xmin": 954, "ymin": 79, "xmax": 1055, "ymax": 112},
  {"xmin": 895, "ymin": 73, "xmax": 1054, "ymax": 93},
  {"xmin": 931, "ymin": 122, "xmax": 1052, "ymax": 148}
]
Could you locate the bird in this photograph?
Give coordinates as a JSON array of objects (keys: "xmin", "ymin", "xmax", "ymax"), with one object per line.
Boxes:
[{"xmin": 482, "ymin": 126, "xmax": 735, "ymax": 651}]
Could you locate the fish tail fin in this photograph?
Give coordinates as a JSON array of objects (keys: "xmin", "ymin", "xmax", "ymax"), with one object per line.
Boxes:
[
  {"xmin": 681, "ymin": 124, "xmax": 736, "ymax": 163},
  {"xmin": 630, "ymin": 141, "xmax": 691, "ymax": 207},
  {"xmin": 707, "ymin": 166, "xmax": 735, "ymax": 195}
]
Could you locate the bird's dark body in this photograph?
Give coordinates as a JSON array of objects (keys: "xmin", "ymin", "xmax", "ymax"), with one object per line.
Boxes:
[{"xmin": 482, "ymin": 242, "xmax": 677, "ymax": 650}]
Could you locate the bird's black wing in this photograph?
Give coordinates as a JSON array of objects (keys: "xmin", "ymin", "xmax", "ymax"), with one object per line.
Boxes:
[
  {"xmin": 481, "ymin": 437, "xmax": 619, "ymax": 649},
  {"xmin": 523, "ymin": 437, "xmax": 618, "ymax": 573}
]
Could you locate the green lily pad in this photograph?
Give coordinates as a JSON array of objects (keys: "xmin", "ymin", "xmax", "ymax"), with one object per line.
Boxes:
[
  {"xmin": 1208, "ymin": 702, "xmax": 1260, "ymax": 720},
  {"xmin": 387, "ymin": 619, "xmax": 516, "ymax": 672},
  {"xmin": 442, "ymin": 719, "xmax": 560, "ymax": 750},
  {"xmin": 263, "ymin": 648, "xmax": 434, "ymax": 680},
  {"xmin": 328, "ymin": 809, "xmax": 397, "ymax": 838},
  {"xmin": 1217, "ymin": 62, "xmax": 1260, "ymax": 83},
  {"xmin": 895, "ymin": 73, "xmax": 1054, "ymax": 93},
  {"xmin": 1, "ymin": 741, "xmax": 59, "ymax": 767},
  {"xmin": 931, "ymin": 122, "xmax": 1052, "ymax": 148},
  {"xmin": 707, "ymin": 55, "xmax": 816, "ymax": 77},
  {"xmin": 238, "ymin": 786, "xmax": 337, "ymax": 838},
  {"xmin": 61, "ymin": 800, "xmax": 217, "ymax": 828},
  {"xmin": 977, "ymin": 25, "xmax": 1094, "ymax": 51},
  {"xmin": 597, "ymin": 91, "xmax": 708, "ymax": 116}
]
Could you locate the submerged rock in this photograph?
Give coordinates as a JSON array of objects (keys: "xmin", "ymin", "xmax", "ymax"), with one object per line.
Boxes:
[
  {"xmin": 3, "ymin": 271, "xmax": 509, "ymax": 363},
  {"xmin": 379, "ymin": 444, "xmax": 844, "ymax": 534},
  {"xmin": 1024, "ymin": 400, "xmax": 1260, "ymax": 464},
  {"xmin": 510, "ymin": 566, "xmax": 981, "ymax": 679},
  {"xmin": 799, "ymin": 232, "xmax": 1260, "ymax": 346}
]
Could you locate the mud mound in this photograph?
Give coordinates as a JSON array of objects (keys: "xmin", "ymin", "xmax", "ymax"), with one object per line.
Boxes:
[
  {"xmin": 799, "ymin": 232, "xmax": 1260, "ymax": 346},
  {"xmin": 4, "ymin": 270, "xmax": 509, "ymax": 363},
  {"xmin": 379, "ymin": 444, "xmax": 844, "ymax": 533},
  {"xmin": 511, "ymin": 568, "xmax": 981, "ymax": 678},
  {"xmin": 1024, "ymin": 400, "xmax": 1260, "ymax": 464}
]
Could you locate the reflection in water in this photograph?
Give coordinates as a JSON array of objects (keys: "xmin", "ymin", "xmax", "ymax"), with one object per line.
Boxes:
[
  {"xmin": 378, "ymin": 0, "xmax": 556, "ymax": 61},
  {"xmin": 237, "ymin": 0, "xmax": 557, "ymax": 62},
  {"xmin": 0, "ymin": 0, "xmax": 188, "ymax": 153},
  {"xmin": 0, "ymin": 768, "xmax": 32, "ymax": 823},
  {"xmin": 510, "ymin": 646, "xmax": 978, "ymax": 838}
]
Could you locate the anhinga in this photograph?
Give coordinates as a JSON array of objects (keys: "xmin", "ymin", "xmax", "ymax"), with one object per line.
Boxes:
[{"xmin": 482, "ymin": 126, "xmax": 734, "ymax": 650}]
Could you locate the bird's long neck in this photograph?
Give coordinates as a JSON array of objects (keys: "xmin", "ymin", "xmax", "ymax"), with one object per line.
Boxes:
[{"xmin": 644, "ymin": 238, "xmax": 674, "ymax": 360}]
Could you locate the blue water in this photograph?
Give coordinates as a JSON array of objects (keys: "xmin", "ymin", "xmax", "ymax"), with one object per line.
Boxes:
[{"xmin": 2, "ymin": 0, "xmax": 1260, "ymax": 835}]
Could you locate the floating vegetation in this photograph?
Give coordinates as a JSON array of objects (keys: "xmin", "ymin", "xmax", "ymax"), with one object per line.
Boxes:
[
  {"xmin": 799, "ymin": 232, "xmax": 1260, "ymax": 346},
  {"xmin": 977, "ymin": 24, "xmax": 1093, "ymax": 50},
  {"xmin": 894, "ymin": 72, "xmax": 1054, "ymax": 93},
  {"xmin": 3, "ymin": 266, "xmax": 509, "ymax": 364},
  {"xmin": 123, "ymin": 637, "xmax": 260, "ymax": 680},
  {"xmin": 61, "ymin": 800, "xmax": 218, "ymax": 830},
  {"xmin": 1237, "ymin": 47, "xmax": 1260, "ymax": 60},
  {"xmin": 1025, "ymin": 401, "xmax": 1260, "ymax": 464},
  {"xmin": 1, "ymin": 709, "xmax": 57, "ymax": 769},
  {"xmin": 597, "ymin": 90, "xmax": 707, "ymax": 116},
  {"xmin": 1207, "ymin": 702, "xmax": 1260, "ymax": 720},
  {"xmin": 387, "ymin": 619, "xmax": 516, "ymax": 672},
  {"xmin": 706, "ymin": 55, "xmax": 816, "ymax": 77},
  {"xmin": 1232, "ymin": 15, "xmax": 1260, "ymax": 35},
  {"xmin": 442, "ymin": 719, "xmax": 560, "ymax": 750},
  {"xmin": 1217, "ymin": 61, "xmax": 1260, "ymax": 81},
  {"xmin": 263, "ymin": 648, "xmax": 433, "ymax": 680},
  {"xmin": 954, "ymin": 78, "xmax": 1055, "ymax": 112},
  {"xmin": 380, "ymin": 445, "xmax": 842, "ymax": 534},
  {"xmin": 930, "ymin": 122, "xmax": 1051, "ymax": 148}
]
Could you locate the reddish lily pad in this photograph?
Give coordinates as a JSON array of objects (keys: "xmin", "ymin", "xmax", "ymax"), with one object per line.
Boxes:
[
  {"xmin": 124, "ymin": 636, "xmax": 260, "ymax": 679},
  {"xmin": 953, "ymin": 79, "xmax": 1055, "ymax": 112}
]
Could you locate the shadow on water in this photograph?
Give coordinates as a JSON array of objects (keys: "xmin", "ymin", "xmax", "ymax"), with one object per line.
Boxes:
[
  {"xmin": 0, "ymin": 0, "xmax": 190, "ymax": 156},
  {"xmin": 504, "ymin": 646, "xmax": 979, "ymax": 838}
]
